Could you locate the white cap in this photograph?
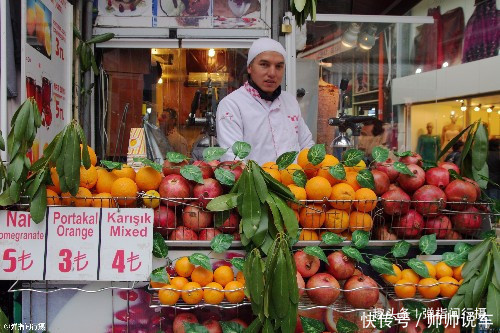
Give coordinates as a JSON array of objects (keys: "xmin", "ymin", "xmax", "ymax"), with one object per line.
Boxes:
[{"xmin": 247, "ymin": 38, "xmax": 286, "ymax": 67}]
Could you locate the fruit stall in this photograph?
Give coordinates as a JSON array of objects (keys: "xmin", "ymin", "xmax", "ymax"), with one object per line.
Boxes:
[{"xmin": 0, "ymin": 98, "xmax": 499, "ymax": 333}]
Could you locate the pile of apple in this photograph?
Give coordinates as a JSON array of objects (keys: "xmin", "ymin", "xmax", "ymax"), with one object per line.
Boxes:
[
  {"xmin": 153, "ymin": 159, "xmax": 243, "ymax": 241},
  {"xmin": 166, "ymin": 312, "xmax": 248, "ymax": 333},
  {"xmin": 372, "ymin": 153, "xmax": 483, "ymax": 240}
]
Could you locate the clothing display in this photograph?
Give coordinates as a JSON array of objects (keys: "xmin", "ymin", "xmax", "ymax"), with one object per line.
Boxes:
[
  {"xmin": 442, "ymin": 7, "xmax": 465, "ymax": 66},
  {"xmin": 317, "ymin": 79, "xmax": 338, "ymax": 155},
  {"xmin": 417, "ymin": 134, "xmax": 441, "ymax": 165}
]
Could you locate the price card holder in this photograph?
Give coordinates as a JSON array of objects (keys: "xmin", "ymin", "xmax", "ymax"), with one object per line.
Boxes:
[
  {"xmin": 0, "ymin": 211, "xmax": 46, "ymax": 280},
  {"xmin": 45, "ymin": 207, "xmax": 100, "ymax": 280},
  {"xmin": 99, "ymin": 208, "xmax": 154, "ymax": 281}
]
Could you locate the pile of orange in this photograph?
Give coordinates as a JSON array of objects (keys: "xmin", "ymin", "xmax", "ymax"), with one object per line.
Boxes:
[
  {"xmin": 384, "ymin": 262, "xmax": 462, "ymax": 300},
  {"xmin": 155, "ymin": 257, "xmax": 246, "ymax": 306},
  {"xmin": 261, "ymin": 148, "xmax": 378, "ymax": 241},
  {"xmin": 46, "ymin": 144, "xmax": 163, "ymax": 208}
]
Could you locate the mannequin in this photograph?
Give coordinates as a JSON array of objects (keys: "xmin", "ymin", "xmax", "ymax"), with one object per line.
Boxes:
[
  {"xmin": 417, "ymin": 122, "xmax": 441, "ymax": 165},
  {"xmin": 441, "ymin": 115, "xmax": 462, "ymax": 149}
]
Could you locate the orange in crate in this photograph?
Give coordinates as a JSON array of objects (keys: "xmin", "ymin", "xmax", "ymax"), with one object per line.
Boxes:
[
  {"xmin": 79, "ymin": 165, "xmax": 98, "ymax": 189},
  {"xmin": 279, "ymin": 163, "xmax": 303, "ymax": 186},
  {"xmin": 214, "ymin": 266, "xmax": 234, "ymax": 287},
  {"xmin": 299, "ymin": 204, "xmax": 326, "ymax": 228},
  {"xmin": 316, "ymin": 154, "xmax": 341, "ymax": 186},
  {"xmin": 382, "ymin": 264, "xmax": 402, "ymax": 284},
  {"xmin": 324, "ymin": 209, "xmax": 349, "ymax": 233},
  {"xmin": 175, "ymin": 257, "xmax": 195, "ymax": 278},
  {"xmin": 204, "ymin": 282, "xmax": 224, "ymax": 304},
  {"xmin": 438, "ymin": 276, "xmax": 459, "ymax": 297},
  {"xmin": 46, "ymin": 188, "xmax": 60, "ymax": 206},
  {"xmin": 329, "ymin": 183, "xmax": 355, "ymax": 210},
  {"xmin": 181, "ymin": 282, "xmax": 203, "ymax": 304},
  {"xmin": 224, "ymin": 281, "xmax": 245, "ymax": 303},
  {"xmin": 297, "ymin": 148, "xmax": 321, "ymax": 178},
  {"xmin": 305, "ymin": 176, "xmax": 332, "ymax": 201},
  {"xmin": 394, "ymin": 279, "xmax": 416, "ymax": 298},
  {"xmin": 92, "ymin": 193, "xmax": 115, "ymax": 208},
  {"xmin": 111, "ymin": 164, "xmax": 136, "ymax": 181},
  {"xmin": 136, "ymin": 166, "xmax": 162, "ymax": 191},
  {"xmin": 342, "ymin": 171, "xmax": 361, "ymax": 191},
  {"xmin": 110, "ymin": 177, "xmax": 138, "ymax": 206},
  {"xmin": 353, "ymin": 188, "xmax": 377, "ymax": 212},
  {"xmin": 299, "ymin": 229, "xmax": 319, "ymax": 241},
  {"xmin": 262, "ymin": 162, "xmax": 281, "ymax": 182},
  {"xmin": 288, "ymin": 185, "xmax": 306, "ymax": 210},
  {"xmin": 96, "ymin": 171, "xmax": 118, "ymax": 194},
  {"xmin": 418, "ymin": 278, "xmax": 441, "ymax": 299},
  {"xmin": 348, "ymin": 211, "xmax": 373, "ymax": 232},
  {"xmin": 401, "ymin": 269, "xmax": 420, "ymax": 285},
  {"xmin": 158, "ymin": 286, "xmax": 180, "ymax": 305},
  {"xmin": 191, "ymin": 266, "xmax": 214, "ymax": 287}
]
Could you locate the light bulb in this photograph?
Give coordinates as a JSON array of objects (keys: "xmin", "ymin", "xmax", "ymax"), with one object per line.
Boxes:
[
  {"xmin": 460, "ymin": 104, "xmax": 467, "ymax": 111},
  {"xmin": 208, "ymin": 48, "xmax": 216, "ymax": 57},
  {"xmin": 451, "ymin": 110, "xmax": 456, "ymax": 116},
  {"xmin": 415, "ymin": 68, "xmax": 422, "ymax": 74},
  {"xmin": 158, "ymin": 78, "xmax": 163, "ymax": 84},
  {"xmin": 442, "ymin": 61, "xmax": 449, "ymax": 68},
  {"xmin": 474, "ymin": 106, "xmax": 480, "ymax": 111},
  {"xmin": 487, "ymin": 107, "xmax": 493, "ymax": 113}
]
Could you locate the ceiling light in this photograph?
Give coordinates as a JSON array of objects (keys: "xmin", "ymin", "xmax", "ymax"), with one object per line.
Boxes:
[
  {"xmin": 451, "ymin": 110, "xmax": 456, "ymax": 116},
  {"xmin": 319, "ymin": 61, "xmax": 333, "ymax": 68},
  {"xmin": 341, "ymin": 23, "xmax": 361, "ymax": 48},
  {"xmin": 460, "ymin": 100, "xmax": 463, "ymax": 102},
  {"xmin": 415, "ymin": 68, "xmax": 422, "ymax": 74},
  {"xmin": 487, "ymin": 106, "xmax": 493, "ymax": 113},
  {"xmin": 158, "ymin": 78, "xmax": 163, "ymax": 84},
  {"xmin": 474, "ymin": 104, "xmax": 481, "ymax": 111},
  {"xmin": 358, "ymin": 25, "xmax": 377, "ymax": 50},
  {"xmin": 208, "ymin": 48, "xmax": 216, "ymax": 58},
  {"xmin": 442, "ymin": 61, "xmax": 449, "ymax": 68},
  {"xmin": 460, "ymin": 103, "xmax": 467, "ymax": 111}
]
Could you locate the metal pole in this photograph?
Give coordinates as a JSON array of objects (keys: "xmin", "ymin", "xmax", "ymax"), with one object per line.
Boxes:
[
  {"xmin": 73, "ymin": 0, "xmax": 83, "ymax": 121},
  {"xmin": 82, "ymin": 0, "xmax": 93, "ymax": 141}
]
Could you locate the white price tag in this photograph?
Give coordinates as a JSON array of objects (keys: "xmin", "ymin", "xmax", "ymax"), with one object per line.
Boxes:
[
  {"xmin": 0, "ymin": 211, "xmax": 46, "ymax": 280},
  {"xmin": 45, "ymin": 207, "xmax": 100, "ymax": 280},
  {"xmin": 99, "ymin": 208, "xmax": 153, "ymax": 281}
]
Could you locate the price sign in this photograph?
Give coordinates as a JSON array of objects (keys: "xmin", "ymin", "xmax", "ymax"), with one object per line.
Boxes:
[
  {"xmin": 45, "ymin": 207, "xmax": 100, "ymax": 280},
  {"xmin": 99, "ymin": 208, "xmax": 153, "ymax": 281},
  {"xmin": 0, "ymin": 211, "xmax": 46, "ymax": 280}
]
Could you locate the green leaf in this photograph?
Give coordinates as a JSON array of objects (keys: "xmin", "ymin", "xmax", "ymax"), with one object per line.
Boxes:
[
  {"xmin": 438, "ymin": 123, "xmax": 473, "ymax": 161},
  {"xmin": 86, "ymin": 32, "xmax": 115, "ymax": 44},
  {"xmin": 471, "ymin": 123, "xmax": 488, "ymax": 170},
  {"xmin": 206, "ymin": 194, "xmax": 240, "ymax": 211},
  {"xmin": 189, "ymin": 253, "xmax": 211, "ymax": 271},
  {"xmin": 241, "ymin": 173, "xmax": 261, "ymax": 239},
  {"xmin": 180, "ymin": 165, "xmax": 204, "ymax": 184},
  {"xmin": 370, "ymin": 255, "xmax": 396, "ymax": 275},
  {"xmin": 13, "ymin": 101, "xmax": 30, "ymax": 141},
  {"xmin": 492, "ymin": 243, "xmax": 500, "ymax": 292},
  {"xmin": 292, "ymin": 170, "xmax": 307, "ymax": 188},
  {"xmin": 393, "ymin": 161, "xmax": 414, "ymax": 176},
  {"xmin": 133, "ymin": 157, "xmax": 162, "ymax": 173},
  {"xmin": 252, "ymin": 164, "xmax": 268, "ymax": 204},
  {"xmin": 419, "ymin": 234, "xmax": 437, "ymax": 255},
  {"xmin": 356, "ymin": 169, "xmax": 375, "ymax": 190},
  {"xmin": 487, "ymin": 284, "xmax": 500, "ymax": 328},
  {"xmin": 63, "ymin": 127, "xmax": 81, "ymax": 195},
  {"xmin": 342, "ymin": 246, "xmax": 366, "ymax": 264},
  {"xmin": 372, "ymin": 146, "xmax": 389, "ymax": 163},
  {"xmin": 407, "ymin": 258, "xmax": 430, "ymax": 278},
  {"xmin": 30, "ymin": 183, "xmax": 47, "ymax": 223},
  {"xmin": 214, "ymin": 168, "xmax": 235, "ymax": 186},
  {"xmin": 243, "ymin": 318, "xmax": 262, "ymax": 333},
  {"xmin": 231, "ymin": 257, "xmax": 245, "ymax": 272},
  {"xmin": 203, "ymin": 147, "xmax": 228, "ymax": 162},
  {"xmin": 210, "ymin": 234, "xmax": 234, "ymax": 253},
  {"xmin": 393, "ymin": 151, "xmax": 412, "ymax": 157},
  {"xmin": 294, "ymin": 0, "xmax": 307, "ymax": 12},
  {"xmin": 276, "ymin": 151, "xmax": 299, "ymax": 170},
  {"xmin": 472, "ymin": 253, "xmax": 492, "ymax": 307},
  {"xmin": 447, "ymin": 169, "xmax": 462, "ymax": 181},
  {"xmin": 100, "ymin": 160, "xmax": 122, "ymax": 170},
  {"xmin": 272, "ymin": 193, "xmax": 299, "ymax": 239},
  {"xmin": 303, "ymin": 246, "xmax": 328, "ymax": 263},
  {"xmin": 271, "ymin": 251, "xmax": 289, "ymax": 319},
  {"xmin": 342, "ymin": 149, "xmax": 364, "ymax": 167},
  {"xmin": 150, "ymin": 266, "xmax": 170, "ymax": 284},
  {"xmin": 232, "ymin": 141, "xmax": 251, "ymax": 159},
  {"xmin": 300, "ymin": 316, "xmax": 325, "ymax": 333},
  {"xmin": 481, "ymin": 230, "xmax": 496, "ymax": 240},
  {"xmin": 166, "ymin": 152, "xmax": 188, "ymax": 163},
  {"xmin": 77, "ymin": 125, "xmax": 91, "ymax": 169},
  {"xmin": 307, "ymin": 144, "xmax": 326, "ymax": 166},
  {"xmin": 472, "ymin": 162, "xmax": 488, "ymax": 189},
  {"xmin": 152, "ymin": 232, "xmax": 168, "ymax": 258},
  {"xmin": 7, "ymin": 154, "xmax": 25, "ymax": 182},
  {"xmin": 321, "ymin": 232, "xmax": 345, "ymax": 245},
  {"xmin": 442, "ymin": 252, "xmax": 467, "ymax": 267},
  {"xmin": 391, "ymin": 240, "xmax": 411, "ymax": 258},
  {"xmin": 456, "ymin": 242, "xmax": 477, "ymax": 258},
  {"xmin": 351, "ymin": 230, "xmax": 369, "ymax": 249},
  {"xmin": 329, "ymin": 163, "xmax": 346, "ymax": 180},
  {"xmin": 73, "ymin": 25, "xmax": 82, "ymax": 40},
  {"xmin": 0, "ymin": 131, "xmax": 5, "ymax": 151},
  {"xmin": 0, "ymin": 308, "xmax": 8, "ymax": 333},
  {"xmin": 220, "ymin": 321, "xmax": 244, "ymax": 333},
  {"xmin": 403, "ymin": 300, "xmax": 427, "ymax": 320},
  {"xmin": 336, "ymin": 318, "xmax": 358, "ymax": 333},
  {"xmin": 184, "ymin": 322, "xmax": 209, "ymax": 333}
]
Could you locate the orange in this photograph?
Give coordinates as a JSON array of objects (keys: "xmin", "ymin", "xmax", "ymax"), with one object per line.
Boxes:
[
  {"xmin": 438, "ymin": 276, "xmax": 459, "ymax": 298},
  {"xmin": 324, "ymin": 209, "xmax": 349, "ymax": 233},
  {"xmin": 80, "ymin": 144, "xmax": 97, "ymax": 166},
  {"xmin": 151, "ymin": 272, "xmax": 170, "ymax": 289},
  {"xmin": 348, "ymin": 211, "xmax": 373, "ymax": 232},
  {"xmin": 60, "ymin": 192, "xmax": 72, "ymax": 206},
  {"xmin": 236, "ymin": 271, "xmax": 245, "ymax": 285},
  {"xmin": 345, "ymin": 160, "xmax": 366, "ymax": 173},
  {"xmin": 158, "ymin": 286, "xmax": 180, "ymax": 305},
  {"xmin": 316, "ymin": 154, "xmax": 341, "ymax": 186},
  {"xmin": 49, "ymin": 167, "xmax": 61, "ymax": 194},
  {"xmin": 453, "ymin": 264, "xmax": 464, "ymax": 281},
  {"xmin": 329, "ymin": 183, "xmax": 355, "ymax": 210},
  {"xmin": 299, "ymin": 229, "xmax": 319, "ymax": 241},
  {"xmin": 288, "ymin": 185, "xmax": 306, "ymax": 210},
  {"xmin": 418, "ymin": 278, "xmax": 440, "ymax": 299},
  {"xmin": 110, "ymin": 177, "xmax": 138, "ymax": 206},
  {"xmin": 279, "ymin": 163, "xmax": 303, "ymax": 186},
  {"xmin": 79, "ymin": 165, "xmax": 98, "ymax": 189},
  {"xmin": 143, "ymin": 190, "xmax": 160, "ymax": 209},
  {"xmin": 191, "ymin": 266, "xmax": 214, "ymax": 287},
  {"xmin": 96, "ymin": 171, "xmax": 118, "ymax": 194},
  {"xmin": 170, "ymin": 276, "xmax": 189, "ymax": 291},
  {"xmin": 92, "ymin": 192, "xmax": 115, "ymax": 208},
  {"xmin": 353, "ymin": 188, "xmax": 377, "ymax": 213},
  {"xmin": 111, "ymin": 164, "xmax": 136, "ymax": 181},
  {"xmin": 214, "ymin": 266, "xmax": 234, "ymax": 287},
  {"xmin": 136, "ymin": 166, "xmax": 163, "ymax": 191},
  {"xmin": 224, "ymin": 281, "xmax": 245, "ymax": 303},
  {"xmin": 401, "ymin": 269, "xmax": 420, "ymax": 285},
  {"xmin": 340, "ymin": 230, "xmax": 352, "ymax": 240},
  {"xmin": 297, "ymin": 148, "xmax": 321, "ymax": 178},
  {"xmin": 394, "ymin": 279, "xmax": 416, "ymax": 298},
  {"xmin": 382, "ymin": 265, "xmax": 402, "ymax": 284},
  {"xmin": 62, "ymin": 187, "xmax": 93, "ymax": 207},
  {"xmin": 299, "ymin": 204, "xmax": 326, "ymax": 228},
  {"xmin": 422, "ymin": 261, "xmax": 437, "ymax": 278},
  {"xmin": 305, "ymin": 176, "xmax": 332, "ymax": 201},
  {"xmin": 262, "ymin": 162, "xmax": 281, "ymax": 182},
  {"xmin": 342, "ymin": 171, "xmax": 361, "ymax": 191},
  {"xmin": 262, "ymin": 161, "xmax": 278, "ymax": 170},
  {"xmin": 175, "ymin": 257, "xmax": 195, "ymax": 277},
  {"xmin": 181, "ymin": 282, "xmax": 203, "ymax": 304},
  {"xmin": 204, "ymin": 282, "xmax": 224, "ymax": 304},
  {"xmin": 46, "ymin": 188, "xmax": 60, "ymax": 206},
  {"xmin": 435, "ymin": 262, "xmax": 453, "ymax": 279}
]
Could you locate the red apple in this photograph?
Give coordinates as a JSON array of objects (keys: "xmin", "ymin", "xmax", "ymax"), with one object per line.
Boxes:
[
  {"xmin": 169, "ymin": 226, "xmax": 198, "ymax": 240},
  {"xmin": 217, "ymin": 212, "xmax": 240, "ymax": 234},
  {"xmin": 306, "ymin": 273, "xmax": 340, "ymax": 306},
  {"xmin": 199, "ymin": 228, "xmax": 222, "ymax": 240},
  {"xmin": 173, "ymin": 313, "xmax": 198, "ymax": 333},
  {"xmin": 208, "ymin": 160, "xmax": 220, "ymax": 170},
  {"xmin": 159, "ymin": 174, "xmax": 191, "ymax": 206},
  {"xmin": 163, "ymin": 159, "xmax": 188, "ymax": 176},
  {"xmin": 153, "ymin": 205, "xmax": 176, "ymax": 236},
  {"xmin": 294, "ymin": 250, "xmax": 320, "ymax": 278},
  {"xmin": 193, "ymin": 160, "xmax": 214, "ymax": 179},
  {"xmin": 182, "ymin": 206, "xmax": 213, "ymax": 232},
  {"xmin": 193, "ymin": 178, "xmax": 223, "ymax": 207},
  {"xmin": 219, "ymin": 161, "xmax": 243, "ymax": 181},
  {"xmin": 202, "ymin": 319, "xmax": 222, "ymax": 333}
]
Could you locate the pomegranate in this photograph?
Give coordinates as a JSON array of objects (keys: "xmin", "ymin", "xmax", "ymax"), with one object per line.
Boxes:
[
  {"xmin": 399, "ymin": 152, "xmax": 423, "ymax": 166},
  {"xmin": 374, "ymin": 158, "xmax": 399, "ymax": 182},
  {"xmin": 296, "ymin": 271, "xmax": 305, "ymax": 297},
  {"xmin": 400, "ymin": 320, "xmax": 427, "ymax": 333},
  {"xmin": 343, "ymin": 274, "xmax": 380, "ymax": 309},
  {"xmin": 397, "ymin": 164, "xmax": 425, "ymax": 193},
  {"xmin": 199, "ymin": 228, "xmax": 222, "ymax": 240},
  {"xmin": 424, "ymin": 215, "xmax": 452, "ymax": 239},
  {"xmin": 193, "ymin": 178, "xmax": 223, "ymax": 207},
  {"xmin": 394, "ymin": 210, "xmax": 423, "ymax": 239},
  {"xmin": 158, "ymin": 174, "xmax": 191, "ymax": 206},
  {"xmin": 305, "ymin": 273, "xmax": 340, "ymax": 306},
  {"xmin": 182, "ymin": 205, "xmax": 213, "ymax": 232},
  {"xmin": 169, "ymin": 226, "xmax": 198, "ymax": 240},
  {"xmin": 371, "ymin": 170, "xmax": 390, "ymax": 195},
  {"xmin": 202, "ymin": 319, "xmax": 222, "ymax": 333},
  {"xmin": 153, "ymin": 205, "xmax": 176, "ymax": 236},
  {"xmin": 295, "ymin": 308, "xmax": 326, "ymax": 333},
  {"xmin": 162, "ymin": 159, "xmax": 188, "ymax": 176},
  {"xmin": 445, "ymin": 230, "xmax": 463, "ymax": 240},
  {"xmin": 451, "ymin": 206, "xmax": 482, "ymax": 235},
  {"xmin": 326, "ymin": 251, "xmax": 355, "ymax": 280},
  {"xmin": 381, "ymin": 189, "xmax": 411, "ymax": 215},
  {"xmin": 438, "ymin": 162, "xmax": 460, "ymax": 174},
  {"xmin": 374, "ymin": 224, "xmax": 398, "ymax": 240},
  {"xmin": 217, "ymin": 212, "xmax": 240, "ymax": 234},
  {"xmin": 412, "ymin": 185, "xmax": 447, "ymax": 215},
  {"xmin": 192, "ymin": 160, "xmax": 214, "ymax": 179},
  {"xmin": 445, "ymin": 180, "xmax": 477, "ymax": 210},
  {"xmin": 294, "ymin": 250, "xmax": 320, "ymax": 278},
  {"xmin": 463, "ymin": 177, "xmax": 481, "ymax": 199},
  {"xmin": 219, "ymin": 161, "xmax": 243, "ymax": 181},
  {"xmin": 173, "ymin": 313, "xmax": 198, "ymax": 333},
  {"xmin": 425, "ymin": 167, "xmax": 450, "ymax": 189}
]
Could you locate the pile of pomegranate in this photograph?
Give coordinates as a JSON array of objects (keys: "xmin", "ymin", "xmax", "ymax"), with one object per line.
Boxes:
[{"xmin": 373, "ymin": 153, "xmax": 483, "ymax": 240}]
